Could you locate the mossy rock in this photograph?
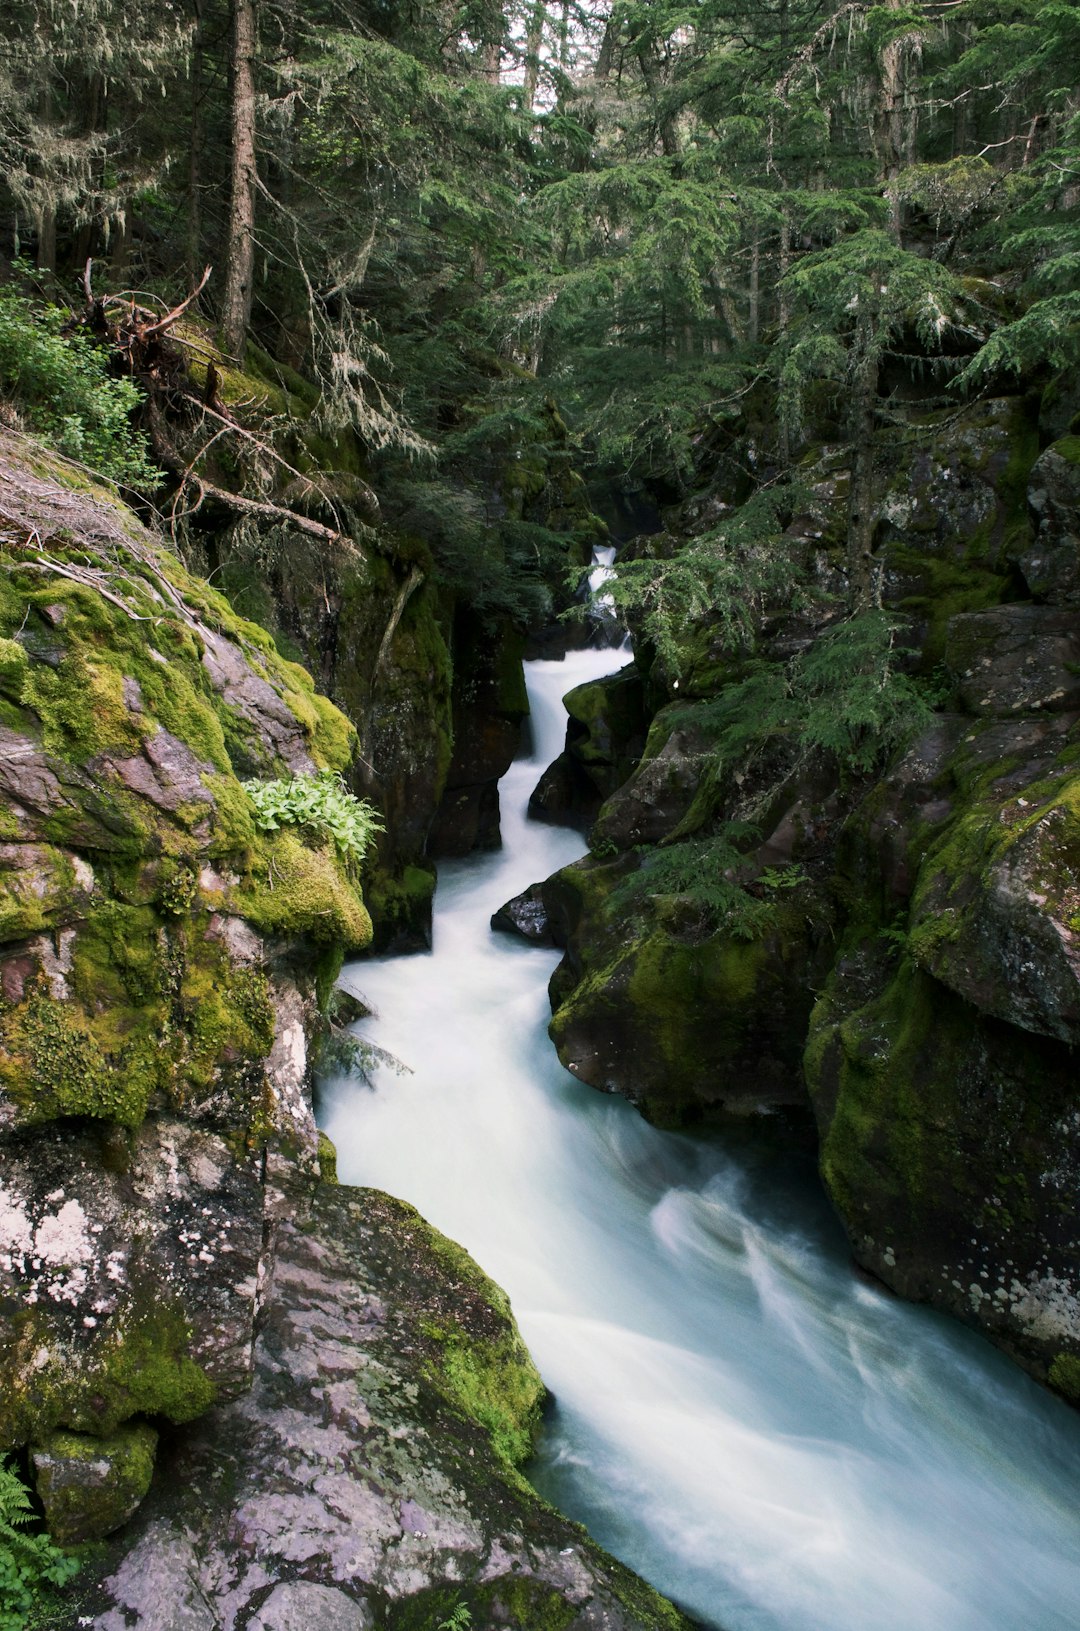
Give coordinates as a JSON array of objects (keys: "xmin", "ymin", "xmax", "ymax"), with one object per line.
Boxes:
[
  {"xmin": 31, "ymin": 1421, "xmax": 158, "ymax": 1544},
  {"xmin": 545, "ymin": 857, "xmax": 827, "ymax": 1125},
  {"xmin": 805, "ymin": 950, "xmax": 1080, "ymax": 1386}
]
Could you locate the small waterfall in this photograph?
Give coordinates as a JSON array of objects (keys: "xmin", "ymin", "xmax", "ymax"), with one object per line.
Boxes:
[{"xmin": 322, "ymin": 653, "xmax": 1080, "ymax": 1631}]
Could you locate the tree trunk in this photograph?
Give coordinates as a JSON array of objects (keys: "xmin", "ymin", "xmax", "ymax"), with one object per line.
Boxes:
[
  {"xmin": 186, "ymin": 0, "xmax": 206, "ymax": 282},
  {"xmin": 636, "ymin": 42, "xmax": 679, "ymax": 159},
  {"xmin": 522, "ymin": 0, "xmax": 546, "ymax": 111},
  {"xmin": 846, "ymin": 316, "xmax": 880, "ymax": 610},
  {"xmin": 222, "ymin": 0, "xmax": 257, "ymax": 358}
]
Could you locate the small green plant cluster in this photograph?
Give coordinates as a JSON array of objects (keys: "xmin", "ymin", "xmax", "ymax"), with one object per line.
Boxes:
[
  {"xmin": 0, "ymin": 289, "xmax": 158, "ymax": 487},
  {"xmin": 616, "ymin": 830, "xmax": 807, "ymax": 941},
  {"xmin": 0, "ymin": 1456, "xmax": 79, "ymax": 1631},
  {"xmin": 241, "ymin": 770, "xmax": 383, "ymax": 864}
]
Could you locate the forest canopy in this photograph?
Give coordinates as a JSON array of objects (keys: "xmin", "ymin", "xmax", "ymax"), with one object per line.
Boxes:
[{"xmin": 0, "ymin": 0, "xmax": 1076, "ymax": 632}]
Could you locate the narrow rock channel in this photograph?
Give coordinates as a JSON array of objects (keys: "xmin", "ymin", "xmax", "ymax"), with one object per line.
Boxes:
[{"xmin": 324, "ymin": 652, "xmax": 1080, "ymax": 1631}]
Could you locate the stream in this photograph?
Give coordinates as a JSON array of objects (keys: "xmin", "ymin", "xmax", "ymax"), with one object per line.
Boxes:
[{"xmin": 322, "ymin": 648, "xmax": 1080, "ymax": 1631}]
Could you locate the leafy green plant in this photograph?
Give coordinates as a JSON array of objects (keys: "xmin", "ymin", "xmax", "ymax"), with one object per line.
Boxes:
[
  {"xmin": 0, "ymin": 290, "xmax": 159, "ymax": 487},
  {"xmin": 436, "ymin": 1604, "xmax": 472, "ymax": 1631},
  {"xmin": 0, "ymin": 1455, "xmax": 79, "ymax": 1630},
  {"xmin": 241, "ymin": 771, "xmax": 383, "ymax": 864}
]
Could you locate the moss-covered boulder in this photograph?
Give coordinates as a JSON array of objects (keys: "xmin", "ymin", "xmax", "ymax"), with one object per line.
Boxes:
[
  {"xmin": 544, "ymin": 855, "xmax": 828, "ymax": 1126},
  {"xmin": 0, "ymin": 433, "xmax": 370, "ymax": 1500},
  {"xmin": 805, "ymin": 699, "xmax": 1080, "ymax": 1391},
  {"xmin": 31, "ymin": 1421, "xmax": 158, "ymax": 1544},
  {"xmin": 806, "ymin": 951, "xmax": 1080, "ymax": 1386},
  {"xmin": 528, "ymin": 664, "xmax": 646, "ymax": 831},
  {"xmin": 81, "ymin": 1187, "xmax": 696, "ymax": 1631}
]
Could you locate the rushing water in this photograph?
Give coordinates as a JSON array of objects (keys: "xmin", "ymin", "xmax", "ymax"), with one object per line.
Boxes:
[{"xmin": 322, "ymin": 648, "xmax": 1080, "ymax": 1631}]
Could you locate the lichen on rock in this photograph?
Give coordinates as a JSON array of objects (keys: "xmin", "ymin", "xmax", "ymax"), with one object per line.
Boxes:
[{"xmin": 0, "ymin": 431, "xmax": 375, "ymax": 1521}]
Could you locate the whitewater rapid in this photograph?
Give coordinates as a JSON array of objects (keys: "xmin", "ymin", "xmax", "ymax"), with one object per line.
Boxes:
[{"xmin": 321, "ymin": 648, "xmax": 1080, "ymax": 1631}]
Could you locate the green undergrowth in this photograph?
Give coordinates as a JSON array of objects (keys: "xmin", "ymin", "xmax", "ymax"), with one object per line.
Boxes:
[
  {"xmin": 0, "ymin": 1454, "xmax": 80, "ymax": 1631},
  {"xmin": 0, "ymin": 289, "xmax": 158, "ymax": 488}
]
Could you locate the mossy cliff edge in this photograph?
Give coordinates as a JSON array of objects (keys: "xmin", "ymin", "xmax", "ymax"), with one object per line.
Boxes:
[
  {"xmin": 531, "ymin": 396, "xmax": 1080, "ymax": 1400},
  {"xmin": 0, "ymin": 430, "xmax": 371, "ymax": 1535},
  {"xmin": 0, "ymin": 436, "xmax": 693, "ymax": 1631},
  {"xmin": 75, "ymin": 1186, "xmax": 694, "ymax": 1631}
]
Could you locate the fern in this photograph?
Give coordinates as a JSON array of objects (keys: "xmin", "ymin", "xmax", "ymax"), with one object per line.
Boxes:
[{"xmin": 0, "ymin": 1457, "xmax": 79, "ymax": 1630}]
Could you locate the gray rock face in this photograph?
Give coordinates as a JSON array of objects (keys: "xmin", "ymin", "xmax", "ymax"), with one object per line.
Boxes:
[
  {"xmin": 247, "ymin": 1583, "xmax": 373, "ymax": 1631},
  {"xmin": 1022, "ymin": 440, "xmax": 1080, "ymax": 604},
  {"xmin": 84, "ymin": 1188, "xmax": 693, "ymax": 1631},
  {"xmin": 490, "ymin": 884, "xmax": 556, "ymax": 945},
  {"xmin": 944, "ymin": 604, "xmax": 1080, "ymax": 715}
]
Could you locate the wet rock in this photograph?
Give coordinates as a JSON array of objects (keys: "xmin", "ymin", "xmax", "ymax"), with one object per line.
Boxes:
[
  {"xmin": 804, "ymin": 704, "xmax": 1080, "ymax": 1390},
  {"xmin": 806, "ymin": 953, "xmax": 1080, "ymax": 1387},
  {"xmin": 1021, "ymin": 439, "xmax": 1080, "ymax": 604},
  {"xmin": 431, "ymin": 618, "xmax": 528, "ymax": 858},
  {"xmin": 248, "ymin": 1582, "xmax": 373, "ymax": 1631},
  {"xmin": 944, "ymin": 604, "xmax": 1080, "ymax": 715},
  {"xmin": 543, "ymin": 857, "xmax": 828, "ymax": 1125},
  {"xmin": 31, "ymin": 1422, "xmax": 158, "ymax": 1543},
  {"xmin": 490, "ymin": 884, "xmax": 555, "ymax": 945},
  {"xmin": 529, "ymin": 665, "xmax": 645, "ymax": 832},
  {"xmin": 85, "ymin": 1189, "xmax": 693, "ymax": 1631},
  {"xmin": 589, "ymin": 704, "xmax": 717, "ymax": 851}
]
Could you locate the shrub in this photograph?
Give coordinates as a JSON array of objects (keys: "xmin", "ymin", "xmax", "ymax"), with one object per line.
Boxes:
[{"xmin": 0, "ymin": 290, "xmax": 158, "ymax": 487}]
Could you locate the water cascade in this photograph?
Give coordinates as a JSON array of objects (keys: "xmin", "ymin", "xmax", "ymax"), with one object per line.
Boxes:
[{"xmin": 323, "ymin": 649, "xmax": 1080, "ymax": 1631}]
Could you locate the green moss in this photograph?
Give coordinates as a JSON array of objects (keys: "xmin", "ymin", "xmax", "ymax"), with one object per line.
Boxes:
[
  {"xmin": 1, "ymin": 1299, "xmax": 216, "ymax": 1444},
  {"xmin": 23, "ymin": 651, "xmax": 140, "ymax": 762},
  {"xmin": 234, "ymin": 828, "xmax": 372, "ymax": 948},
  {"xmin": 31, "ymin": 1422, "xmax": 157, "ymax": 1544},
  {"xmin": 91, "ymin": 1306, "xmax": 217, "ymax": 1428},
  {"xmin": 888, "ymin": 547, "xmax": 1009, "ymax": 668},
  {"xmin": 317, "ymin": 1129, "xmax": 339, "ymax": 1185},
  {"xmin": 0, "ymin": 845, "xmax": 81, "ymax": 944},
  {"xmin": 383, "ymin": 1198, "xmax": 546, "ymax": 1472},
  {"xmin": 364, "ymin": 862, "xmax": 436, "ymax": 946},
  {"xmin": 180, "ymin": 957, "xmax": 276, "ymax": 1094},
  {"xmin": 0, "ymin": 635, "xmax": 29, "ymax": 701},
  {"xmin": 1052, "ymin": 433, "xmax": 1080, "ymax": 466},
  {"xmin": 1048, "ymin": 1353, "xmax": 1080, "ymax": 1400}
]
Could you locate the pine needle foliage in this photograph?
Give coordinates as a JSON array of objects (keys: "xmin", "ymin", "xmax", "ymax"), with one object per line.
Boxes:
[
  {"xmin": 609, "ymin": 612, "xmax": 934, "ymax": 936},
  {"xmin": 601, "ymin": 479, "xmax": 815, "ymax": 673}
]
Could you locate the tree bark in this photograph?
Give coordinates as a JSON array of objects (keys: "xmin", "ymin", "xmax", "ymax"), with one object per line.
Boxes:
[
  {"xmin": 222, "ymin": 0, "xmax": 257, "ymax": 358},
  {"xmin": 846, "ymin": 315, "xmax": 880, "ymax": 610},
  {"xmin": 522, "ymin": 1, "xmax": 546, "ymax": 111},
  {"xmin": 186, "ymin": 0, "xmax": 206, "ymax": 283}
]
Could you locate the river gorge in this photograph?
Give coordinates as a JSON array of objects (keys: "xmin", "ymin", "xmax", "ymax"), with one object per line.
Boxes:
[{"xmin": 325, "ymin": 651, "xmax": 1080, "ymax": 1631}]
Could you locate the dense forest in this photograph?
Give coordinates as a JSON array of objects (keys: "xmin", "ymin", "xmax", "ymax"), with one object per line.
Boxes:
[{"xmin": 1, "ymin": 2, "xmax": 1079, "ymax": 1627}]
